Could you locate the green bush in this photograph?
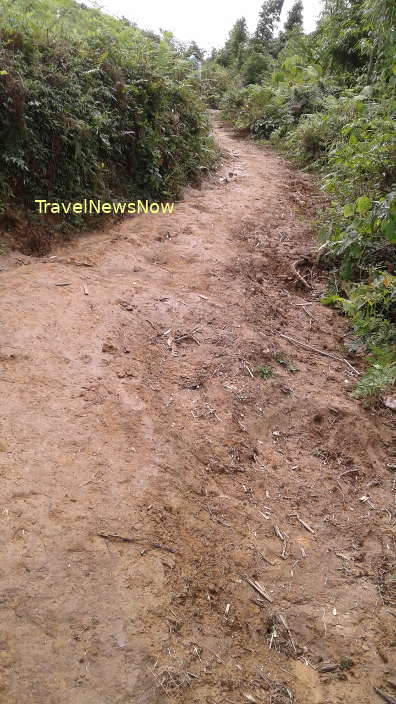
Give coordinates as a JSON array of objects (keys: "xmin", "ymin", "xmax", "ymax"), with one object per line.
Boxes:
[
  {"xmin": 0, "ymin": 0, "xmax": 217, "ymax": 237},
  {"xmin": 222, "ymin": 55, "xmax": 332, "ymax": 140},
  {"xmin": 200, "ymin": 62, "xmax": 239, "ymax": 109},
  {"xmin": 241, "ymin": 52, "xmax": 271, "ymax": 85},
  {"xmin": 323, "ymin": 105, "xmax": 396, "ymax": 202},
  {"xmin": 222, "ymin": 83, "xmax": 292, "ymax": 138},
  {"xmin": 322, "ymin": 270, "xmax": 396, "ymax": 399},
  {"xmin": 320, "ymin": 191, "xmax": 396, "ymax": 278},
  {"xmin": 216, "ymin": 0, "xmax": 396, "ymax": 398},
  {"xmin": 277, "ymin": 95, "xmax": 354, "ymax": 166},
  {"xmin": 353, "ymin": 350, "xmax": 396, "ymax": 400}
]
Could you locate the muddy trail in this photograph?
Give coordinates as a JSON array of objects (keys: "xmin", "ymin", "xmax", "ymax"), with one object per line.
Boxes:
[{"xmin": 0, "ymin": 118, "xmax": 395, "ymax": 704}]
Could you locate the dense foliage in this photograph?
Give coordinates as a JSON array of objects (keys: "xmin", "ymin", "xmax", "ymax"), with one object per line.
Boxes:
[
  {"xmin": 207, "ymin": 0, "xmax": 396, "ymax": 400},
  {"xmin": 0, "ymin": 0, "xmax": 216, "ymax": 244}
]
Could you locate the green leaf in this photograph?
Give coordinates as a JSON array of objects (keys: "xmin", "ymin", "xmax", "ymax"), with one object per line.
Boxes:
[
  {"xmin": 283, "ymin": 55, "xmax": 302, "ymax": 70},
  {"xmin": 355, "ymin": 196, "xmax": 372, "ymax": 215},
  {"xmin": 342, "ymin": 203, "xmax": 355, "ymax": 217},
  {"xmin": 257, "ymin": 365, "xmax": 273, "ymax": 380},
  {"xmin": 272, "ymin": 70, "xmax": 285, "ymax": 83},
  {"xmin": 305, "ymin": 65, "xmax": 319, "ymax": 79},
  {"xmin": 320, "ymin": 294, "xmax": 345, "ymax": 307},
  {"xmin": 382, "ymin": 219, "xmax": 396, "ymax": 243}
]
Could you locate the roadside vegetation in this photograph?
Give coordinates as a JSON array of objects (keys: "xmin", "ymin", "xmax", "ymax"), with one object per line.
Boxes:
[
  {"xmin": 0, "ymin": 0, "xmax": 216, "ymax": 249},
  {"xmin": 204, "ymin": 0, "xmax": 396, "ymax": 400}
]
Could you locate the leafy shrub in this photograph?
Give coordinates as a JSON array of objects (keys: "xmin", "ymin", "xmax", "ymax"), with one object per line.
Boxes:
[
  {"xmin": 278, "ymin": 95, "xmax": 353, "ymax": 166},
  {"xmin": 222, "ymin": 55, "xmax": 333, "ymax": 141},
  {"xmin": 221, "ymin": 82, "xmax": 301, "ymax": 139},
  {"xmin": 320, "ymin": 191, "xmax": 396, "ymax": 279},
  {"xmin": 352, "ymin": 349, "xmax": 396, "ymax": 400},
  {"xmin": 241, "ymin": 52, "xmax": 272, "ymax": 85},
  {"xmin": 322, "ymin": 272, "xmax": 396, "ymax": 398},
  {"xmin": 323, "ymin": 106, "xmax": 396, "ymax": 201},
  {"xmin": 201, "ymin": 62, "xmax": 239, "ymax": 109},
  {"xmin": 344, "ymin": 274, "xmax": 396, "ymax": 341},
  {"xmin": 257, "ymin": 365, "xmax": 274, "ymax": 379},
  {"xmin": 0, "ymin": 0, "xmax": 217, "ymax": 239},
  {"xmin": 221, "ymin": 84, "xmax": 275, "ymax": 129}
]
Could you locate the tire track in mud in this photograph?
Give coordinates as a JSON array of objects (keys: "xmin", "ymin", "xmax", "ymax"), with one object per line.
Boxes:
[{"xmin": 0, "ymin": 117, "xmax": 394, "ymax": 704}]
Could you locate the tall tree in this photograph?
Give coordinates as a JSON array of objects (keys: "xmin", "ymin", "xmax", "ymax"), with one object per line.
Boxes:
[
  {"xmin": 231, "ymin": 17, "xmax": 248, "ymax": 48},
  {"xmin": 217, "ymin": 17, "xmax": 248, "ymax": 67},
  {"xmin": 315, "ymin": 0, "xmax": 370, "ymax": 74},
  {"xmin": 284, "ymin": 0, "xmax": 303, "ymax": 32},
  {"xmin": 183, "ymin": 41, "xmax": 205, "ymax": 63},
  {"xmin": 255, "ymin": 0, "xmax": 285, "ymax": 43}
]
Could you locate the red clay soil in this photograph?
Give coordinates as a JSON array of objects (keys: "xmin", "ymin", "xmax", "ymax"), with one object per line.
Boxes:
[{"xmin": 0, "ymin": 118, "xmax": 395, "ymax": 704}]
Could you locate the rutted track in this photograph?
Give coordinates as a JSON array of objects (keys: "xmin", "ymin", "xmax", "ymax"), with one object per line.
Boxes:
[{"xmin": 0, "ymin": 118, "xmax": 394, "ymax": 704}]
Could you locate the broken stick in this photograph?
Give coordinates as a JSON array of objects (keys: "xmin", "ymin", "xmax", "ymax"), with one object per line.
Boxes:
[
  {"xmin": 296, "ymin": 515, "xmax": 315, "ymax": 535},
  {"xmin": 97, "ymin": 532, "xmax": 177, "ymax": 554},
  {"xmin": 374, "ymin": 687, "xmax": 396, "ymax": 704},
  {"xmin": 245, "ymin": 577, "xmax": 273, "ymax": 603},
  {"xmin": 278, "ymin": 333, "xmax": 360, "ymax": 376},
  {"xmin": 290, "ymin": 260, "xmax": 311, "ymax": 289}
]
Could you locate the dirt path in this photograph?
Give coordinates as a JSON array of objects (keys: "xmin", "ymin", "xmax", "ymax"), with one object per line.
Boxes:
[{"xmin": 0, "ymin": 118, "xmax": 395, "ymax": 704}]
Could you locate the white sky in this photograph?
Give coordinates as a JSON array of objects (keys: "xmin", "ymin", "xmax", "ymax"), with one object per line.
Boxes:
[{"xmin": 94, "ymin": 0, "xmax": 324, "ymax": 53}]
